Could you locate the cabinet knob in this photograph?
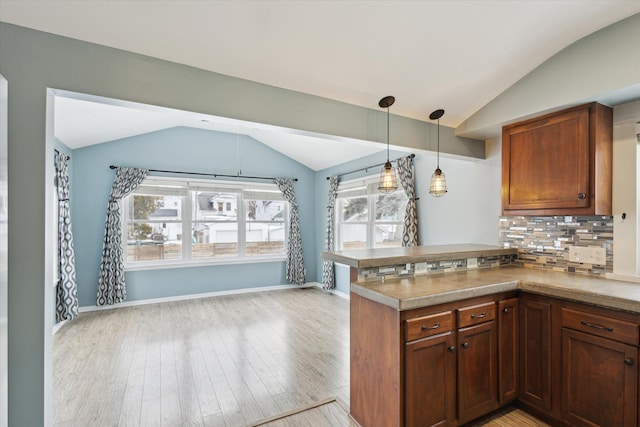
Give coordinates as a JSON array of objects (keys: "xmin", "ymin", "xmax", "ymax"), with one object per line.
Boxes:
[
  {"xmin": 578, "ymin": 193, "xmax": 587, "ymax": 199},
  {"xmin": 625, "ymin": 358, "xmax": 634, "ymax": 366},
  {"xmin": 502, "ymin": 306, "xmax": 513, "ymax": 314},
  {"xmin": 462, "ymin": 342, "xmax": 469, "ymax": 349},
  {"xmin": 448, "ymin": 346, "xmax": 456, "ymax": 353}
]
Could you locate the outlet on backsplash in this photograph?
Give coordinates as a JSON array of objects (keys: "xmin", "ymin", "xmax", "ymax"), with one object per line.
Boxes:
[
  {"xmin": 568, "ymin": 246, "xmax": 607, "ymax": 266},
  {"xmin": 415, "ymin": 262, "xmax": 428, "ymax": 275}
]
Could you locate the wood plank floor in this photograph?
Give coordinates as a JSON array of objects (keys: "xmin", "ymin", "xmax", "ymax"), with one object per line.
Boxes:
[{"xmin": 53, "ymin": 287, "xmax": 549, "ymax": 426}]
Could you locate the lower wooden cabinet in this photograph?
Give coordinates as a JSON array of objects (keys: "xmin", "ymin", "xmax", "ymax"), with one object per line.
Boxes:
[
  {"xmin": 405, "ymin": 332, "xmax": 456, "ymax": 427},
  {"xmin": 498, "ymin": 298, "xmax": 518, "ymax": 403},
  {"xmin": 354, "ymin": 289, "xmax": 640, "ymax": 427},
  {"xmin": 519, "ymin": 296, "xmax": 553, "ymax": 413},
  {"xmin": 457, "ymin": 321, "xmax": 499, "ymax": 424},
  {"xmin": 562, "ymin": 328, "xmax": 638, "ymax": 427},
  {"xmin": 403, "ymin": 297, "xmax": 510, "ymax": 427}
]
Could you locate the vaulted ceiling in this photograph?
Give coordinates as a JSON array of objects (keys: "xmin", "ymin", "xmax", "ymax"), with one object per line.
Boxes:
[{"xmin": 2, "ymin": 1, "xmax": 640, "ymax": 169}]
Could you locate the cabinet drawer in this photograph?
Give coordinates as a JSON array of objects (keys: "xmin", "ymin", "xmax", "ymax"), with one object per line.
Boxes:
[
  {"xmin": 405, "ymin": 311, "xmax": 454, "ymax": 342},
  {"xmin": 562, "ymin": 307, "xmax": 639, "ymax": 346},
  {"xmin": 457, "ymin": 302, "xmax": 496, "ymax": 328}
]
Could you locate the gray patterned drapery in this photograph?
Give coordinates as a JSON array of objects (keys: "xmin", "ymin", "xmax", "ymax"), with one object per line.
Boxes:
[
  {"xmin": 322, "ymin": 176, "xmax": 339, "ymax": 290},
  {"xmin": 275, "ymin": 178, "xmax": 306, "ymax": 286},
  {"xmin": 97, "ymin": 167, "xmax": 148, "ymax": 305},
  {"xmin": 54, "ymin": 150, "xmax": 79, "ymax": 322},
  {"xmin": 396, "ymin": 156, "xmax": 418, "ymax": 246}
]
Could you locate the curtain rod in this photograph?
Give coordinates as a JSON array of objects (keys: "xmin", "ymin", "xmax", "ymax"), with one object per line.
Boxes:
[
  {"xmin": 54, "ymin": 149, "xmax": 70, "ymax": 160},
  {"xmin": 108, "ymin": 165, "xmax": 298, "ymax": 182},
  {"xmin": 326, "ymin": 153, "xmax": 415, "ymax": 180}
]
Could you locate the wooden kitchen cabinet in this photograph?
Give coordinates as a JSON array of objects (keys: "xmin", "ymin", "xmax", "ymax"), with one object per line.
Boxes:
[
  {"xmin": 502, "ymin": 102, "xmax": 612, "ymax": 216},
  {"xmin": 457, "ymin": 321, "xmax": 499, "ymax": 424},
  {"xmin": 405, "ymin": 332, "xmax": 457, "ymax": 427},
  {"xmin": 561, "ymin": 308, "xmax": 639, "ymax": 427},
  {"xmin": 519, "ymin": 296, "xmax": 553, "ymax": 413},
  {"xmin": 498, "ymin": 298, "xmax": 518, "ymax": 404}
]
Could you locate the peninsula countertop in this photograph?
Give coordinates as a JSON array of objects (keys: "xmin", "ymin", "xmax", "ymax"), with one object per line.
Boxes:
[
  {"xmin": 321, "ymin": 243, "xmax": 517, "ymax": 268},
  {"xmin": 352, "ymin": 266, "xmax": 640, "ymax": 314}
]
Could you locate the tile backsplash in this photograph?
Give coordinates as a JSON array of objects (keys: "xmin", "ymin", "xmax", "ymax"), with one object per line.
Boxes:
[
  {"xmin": 356, "ymin": 254, "xmax": 516, "ymax": 282},
  {"xmin": 499, "ymin": 216, "xmax": 613, "ymax": 275}
]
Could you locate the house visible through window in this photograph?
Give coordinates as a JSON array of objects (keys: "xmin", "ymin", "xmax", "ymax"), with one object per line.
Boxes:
[
  {"xmin": 123, "ymin": 177, "xmax": 287, "ymax": 267},
  {"xmin": 335, "ymin": 176, "xmax": 407, "ymax": 250}
]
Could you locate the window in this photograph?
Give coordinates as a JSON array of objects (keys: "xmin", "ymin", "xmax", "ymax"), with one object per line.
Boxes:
[
  {"xmin": 123, "ymin": 177, "xmax": 287, "ymax": 268},
  {"xmin": 335, "ymin": 176, "xmax": 408, "ymax": 250}
]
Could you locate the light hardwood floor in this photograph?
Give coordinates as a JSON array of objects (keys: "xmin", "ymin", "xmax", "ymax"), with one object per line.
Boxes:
[
  {"xmin": 53, "ymin": 287, "xmax": 350, "ymax": 426},
  {"xmin": 54, "ymin": 287, "xmax": 549, "ymax": 426}
]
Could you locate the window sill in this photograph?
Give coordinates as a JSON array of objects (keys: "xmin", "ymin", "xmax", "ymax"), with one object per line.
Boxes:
[{"xmin": 125, "ymin": 256, "xmax": 286, "ymax": 272}]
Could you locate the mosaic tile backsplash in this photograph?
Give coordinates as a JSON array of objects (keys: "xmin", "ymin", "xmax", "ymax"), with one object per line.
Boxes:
[
  {"xmin": 356, "ymin": 254, "xmax": 517, "ymax": 282},
  {"xmin": 499, "ymin": 216, "xmax": 614, "ymax": 275}
]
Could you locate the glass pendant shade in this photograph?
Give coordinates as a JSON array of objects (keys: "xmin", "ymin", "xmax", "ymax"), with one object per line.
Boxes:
[
  {"xmin": 429, "ymin": 108, "xmax": 448, "ymax": 197},
  {"xmin": 429, "ymin": 167, "xmax": 447, "ymax": 197},
  {"xmin": 377, "ymin": 95, "xmax": 398, "ymax": 194},
  {"xmin": 378, "ymin": 161, "xmax": 398, "ymax": 193}
]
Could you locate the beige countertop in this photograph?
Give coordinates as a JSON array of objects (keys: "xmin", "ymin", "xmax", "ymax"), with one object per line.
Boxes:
[
  {"xmin": 322, "ymin": 243, "xmax": 517, "ymax": 268},
  {"xmin": 351, "ymin": 266, "xmax": 640, "ymax": 313}
]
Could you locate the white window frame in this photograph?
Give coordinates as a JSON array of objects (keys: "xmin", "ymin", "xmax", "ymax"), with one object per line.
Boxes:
[
  {"xmin": 335, "ymin": 175, "xmax": 407, "ymax": 251},
  {"xmin": 122, "ymin": 177, "xmax": 288, "ymax": 271}
]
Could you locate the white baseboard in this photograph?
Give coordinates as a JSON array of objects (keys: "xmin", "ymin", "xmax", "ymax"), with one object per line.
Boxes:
[
  {"xmin": 52, "ymin": 319, "xmax": 68, "ymax": 335},
  {"xmin": 310, "ymin": 282, "xmax": 350, "ymax": 300},
  {"xmin": 78, "ymin": 283, "xmax": 316, "ymax": 313}
]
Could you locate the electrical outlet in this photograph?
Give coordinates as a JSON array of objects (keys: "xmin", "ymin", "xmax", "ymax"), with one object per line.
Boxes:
[
  {"xmin": 590, "ymin": 247, "xmax": 606, "ymax": 266},
  {"xmin": 467, "ymin": 257, "xmax": 478, "ymax": 269},
  {"xmin": 415, "ymin": 262, "xmax": 428, "ymax": 275},
  {"xmin": 568, "ymin": 246, "xmax": 607, "ymax": 266}
]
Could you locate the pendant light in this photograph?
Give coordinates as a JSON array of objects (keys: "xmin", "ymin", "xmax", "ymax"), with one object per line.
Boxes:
[
  {"xmin": 429, "ymin": 108, "xmax": 448, "ymax": 197},
  {"xmin": 378, "ymin": 96, "xmax": 398, "ymax": 193}
]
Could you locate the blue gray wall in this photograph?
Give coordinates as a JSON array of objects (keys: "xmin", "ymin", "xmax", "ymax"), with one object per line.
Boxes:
[{"xmin": 70, "ymin": 127, "xmax": 316, "ymax": 307}]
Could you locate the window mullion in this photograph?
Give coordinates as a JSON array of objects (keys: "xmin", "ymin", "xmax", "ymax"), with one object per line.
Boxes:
[
  {"xmin": 183, "ymin": 193, "xmax": 192, "ymax": 261},
  {"xmin": 237, "ymin": 192, "xmax": 246, "ymax": 256},
  {"xmin": 368, "ymin": 191, "xmax": 375, "ymax": 249}
]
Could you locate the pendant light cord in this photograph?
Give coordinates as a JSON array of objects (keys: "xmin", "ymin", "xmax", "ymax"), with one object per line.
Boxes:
[
  {"xmin": 436, "ymin": 117, "xmax": 440, "ymax": 169},
  {"xmin": 386, "ymin": 105, "xmax": 390, "ymax": 162}
]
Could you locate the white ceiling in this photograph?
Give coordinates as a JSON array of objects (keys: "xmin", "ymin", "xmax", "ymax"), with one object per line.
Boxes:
[{"xmin": 4, "ymin": 1, "xmax": 640, "ymax": 169}]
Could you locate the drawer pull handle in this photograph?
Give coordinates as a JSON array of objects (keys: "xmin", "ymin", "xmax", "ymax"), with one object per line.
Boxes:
[
  {"xmin": 502, "ymin": 306, "xmax": 513, "ymax": 314},
  {"xmin": 625, "ymin": 358, "xmax": 634, "ymax": 366},
  {"xmin": 580, "ymin": 320, "xmax": 613, "ymax": 332},
  {"xmin": 421, "ymin": 322, "xmax": 440, "ymax": 331},
  {"xmin": 471, "ymin": 312, "xmax": 487, "ymax": 319},
  {"xmin": 462, "ymin": 342, "xmax": 469, "ymax": 349}
]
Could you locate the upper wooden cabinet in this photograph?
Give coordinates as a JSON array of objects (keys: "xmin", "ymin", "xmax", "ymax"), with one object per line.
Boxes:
[{"xmin": 502, "ymin": 102, "xmax": 612, "ymax": 215}]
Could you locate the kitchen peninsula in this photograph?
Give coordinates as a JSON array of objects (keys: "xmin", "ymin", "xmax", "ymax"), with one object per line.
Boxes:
[{"xmin": 322, "ymin": 244, "xmax": 640, "ymax": 427}]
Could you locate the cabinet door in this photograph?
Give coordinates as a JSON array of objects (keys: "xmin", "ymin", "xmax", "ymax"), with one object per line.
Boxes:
[
  {"xmin": 405, "ymin": 332, "xmax": 456, "ymax": 427},
  {"xmin": 562, "ymin": 328, "xmax": 638, "ymax": 427},
  {"xmin": 502, "ymin": 105, "xmax": 590, "ymax": 212},
  {"xmin": 498, "ymin": 298, "xmax": 518, "ymax": 404},
  {"xmin": 519, "ymin": 298, "xmax": 552, "ymax": 412},
  {"xmin": 457, "ymin": 321, "xmax": 499, "ymax": 424}
]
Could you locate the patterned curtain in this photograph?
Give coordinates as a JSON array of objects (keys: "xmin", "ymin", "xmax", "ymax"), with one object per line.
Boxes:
[
  {"xmin": 96, "ymin": 167, "xmax": 148, "ymax": 305},
  {"xmin": 275, "ymin": 178, "xmax": 306, "ymax": 286},
  {"xmin": 396, "ymin": 156, "xmax": 418, "ymax": 246},
  {"xmin": 322, "ymin": 176, "xmax": 339, "ymax": 290},
  {"xmin": 54, "ymin": 150, "xmax": 79, "ymax": 322}
]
